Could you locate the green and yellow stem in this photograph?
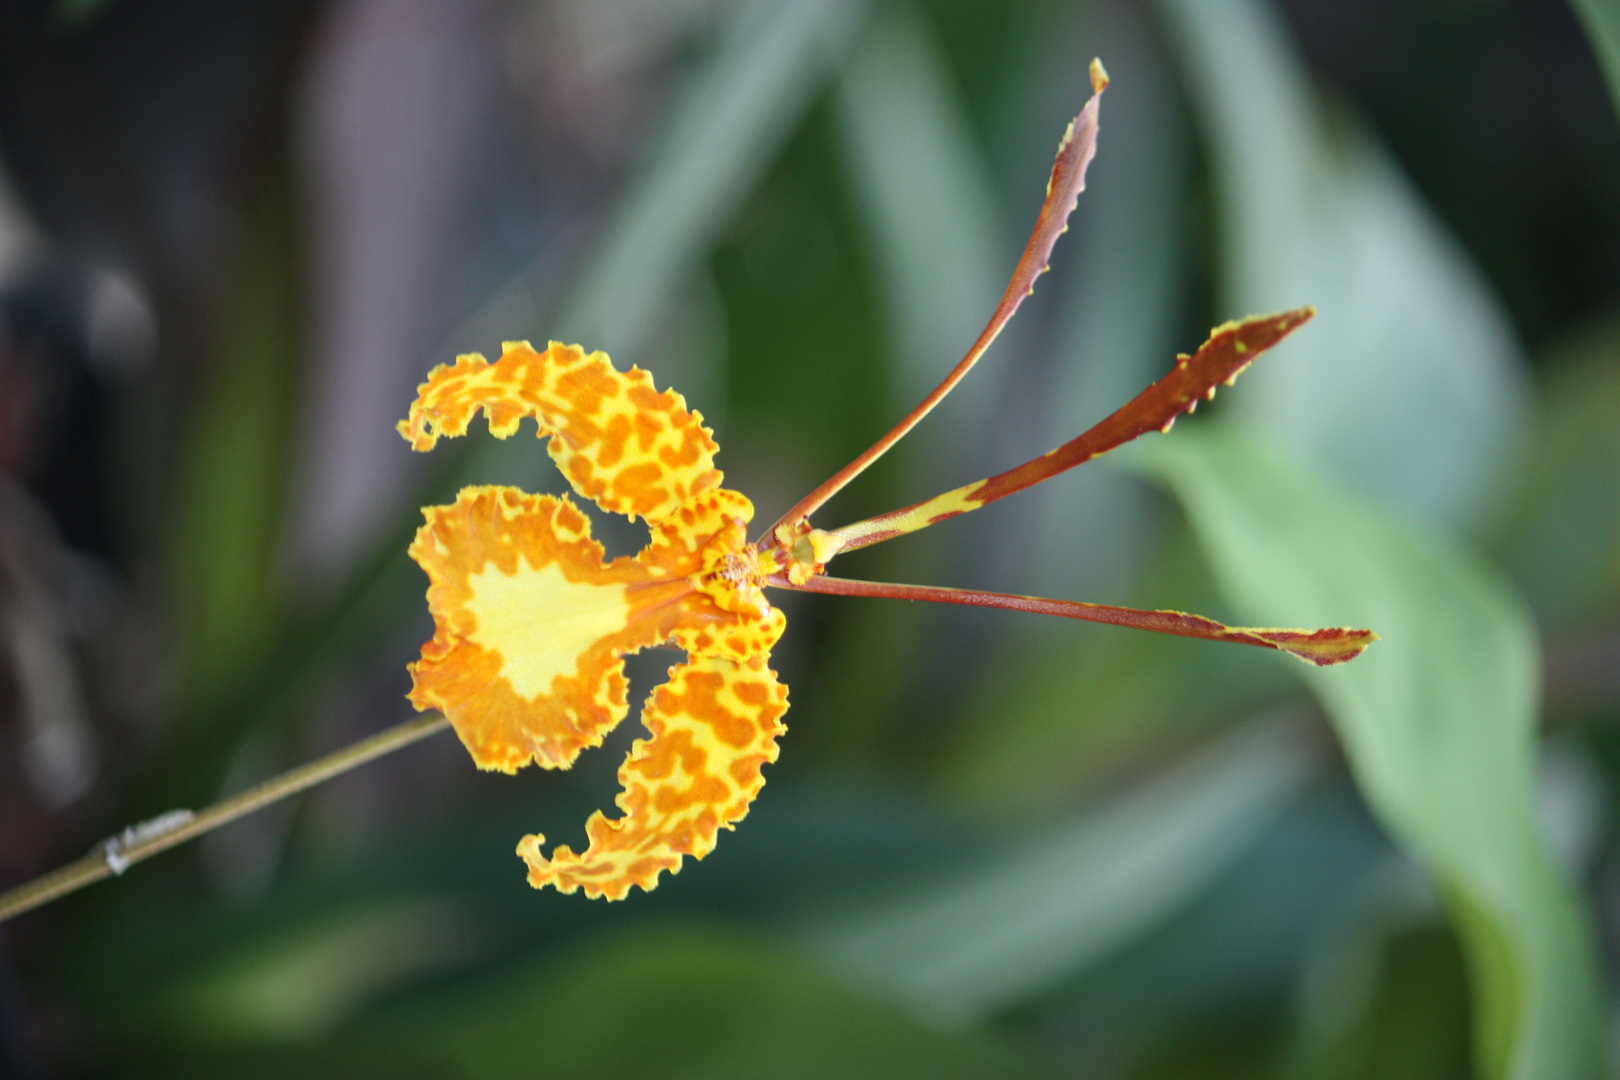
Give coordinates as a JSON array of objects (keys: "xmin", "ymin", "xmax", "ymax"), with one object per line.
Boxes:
[
  {"xmin": 827, "ymin": 308, "xmax": 1314, "ymax": 554},
  {"xmin": 0, "ymin": 713, "xmax": 450, "ymax": 925},
  {"xmin": 767, "ymin": 572, "xmax": 1375, "ymax": 666}
]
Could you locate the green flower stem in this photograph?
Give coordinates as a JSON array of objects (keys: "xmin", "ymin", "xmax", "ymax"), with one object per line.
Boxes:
[{"xmin": 0, "ymin": 713, "xmax": 450, "ymax": 925}]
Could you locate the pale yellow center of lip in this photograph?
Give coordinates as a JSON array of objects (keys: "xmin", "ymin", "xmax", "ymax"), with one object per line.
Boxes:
[{"xmin": 465, "ymin": 561, "xmax": 630, "ymax": 700}]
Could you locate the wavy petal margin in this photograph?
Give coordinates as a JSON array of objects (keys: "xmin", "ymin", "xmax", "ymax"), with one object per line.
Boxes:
[
  {"xmin": 518, "ymin": 654, "xmax": 789, "ymax": 899},
  {"xmin": 399, "ymin": 341, "xmax": 723, "ymax": 524},
  {"xmin": 408, "ymin": 486, "xmax": 693, "ymax": 772}
]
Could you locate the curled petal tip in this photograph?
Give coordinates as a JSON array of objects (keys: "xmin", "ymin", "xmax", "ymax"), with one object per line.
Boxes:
[
  {"xmin": 1090, "ymin": 57, "xmax": 1109, "ymax": 94},
  {"xmin": 397, "ymin": 341, "xmax": 724, "ymax": 524},
  {"xmin": 517, "ymin": 655, "xmax": 788, "ymax": 900}
]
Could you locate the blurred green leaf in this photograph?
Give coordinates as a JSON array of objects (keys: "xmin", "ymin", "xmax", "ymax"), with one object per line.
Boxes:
[
  {"xmin": 384, "ymin": 924, "xmax": 1049, "ymax": 1080},
  {"xmin": 447, "ymin": 0, "xmax": 872, "ymax": 499},
  {"xmin": 171, "ymin": 160, "xmax": 300, "ymax": 720},
  {"xmin": 1021, "ymin": 0, "xmax": 1191, "ymax": 600},
  {"xmin": 706, "ymin": 107, "xmax": 894, "ymax": 504},
  {"xmin": 49, "ymin": 0, "xmax": 114, "ymax": 32},
  {"xmin": 835, "ymin": 0, "xmax": 1002, "ymax": 430},
  {"xmin": 945, "ymin": 531, "xmax": 1291, "ymax": 809},
  {"xmin": 803, "ymin": 717, "xmax": 1315, "ymax": 1024},
  {"xmin": 1131, "ymin": 426, "xmax": 1606, "ymax": 1080},
  {"xmin": 1568, "ymin": 0, "xmax": 1620, "ymax": 123},
  {"xmin": 560, "ymin": 0, "xmax": 870, "ymax": 365},
  {"xmin": 155, "ymin": 0, "xmax": 880, "ymax": 810},
  {"xmin": 163, "ymin": 898, "xmax": 476, "ymax": 1044},
  {"xmin": 1498, "ymin": 311, "xmax": 1620, "ymax": 627},
  {"xmin": 790, "ymin": 0, "xmax": 1008, "ymax": 759},
  {"xmin": 1156, "ymin": 0, "xmax": 1528, "ymax": 528},
  {"xmin": 1287, "ymin": 874, "xmax": 1472, "ymax": 1080},
  {"xmin": 944, "ymin": 4, "xmax": 1205, "ymax": 811},
  {"xmin": 1302, "ymin": 923, "xmax": 1470, "ymax": 1080},
  {"xmin": 1033, "ymin": 787, "xmax": 1398, "ymax": 1074}
]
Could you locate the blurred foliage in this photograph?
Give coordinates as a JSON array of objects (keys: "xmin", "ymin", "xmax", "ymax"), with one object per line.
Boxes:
[
  {"xmin": 1, "ymin": 0, "xmax": 1618, "ymax": 1077},
  {"xmin": 1569, "ymin": 0, "xmax": 1620, "ymax": 122},
  {"xmin": 1497, "ymin": 312, "xmax": 1620, "ymax": 630},
  {"xmin": 1135, "ymin": 427, "xmax": 1605, "ymax": 1076},
  {"xmin": 1160, "ymin": 0, "xmax": 1530, "ymax": 530}
]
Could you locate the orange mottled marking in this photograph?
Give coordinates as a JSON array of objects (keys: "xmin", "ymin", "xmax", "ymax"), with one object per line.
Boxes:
[
  {"xmin": 398, "ymin": 341, "xmax": 722, "ymax": 526},
  {"xmin": 408, "ymin": 483, "xmax": 782, "ymax": 781},
  {"xmin": 518, "ymin": 654, "xmax": 788, "ymax": 900},
  {"xmin": 409, "ymin": 486, "xmax": 676, "ymax": 772},
  {"xmin": 402, "ymin": 345, "xmax": 788, "ymax": 898}
]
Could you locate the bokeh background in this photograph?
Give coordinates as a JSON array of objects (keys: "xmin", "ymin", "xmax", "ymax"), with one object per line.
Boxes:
[{"xmin": 2, "ymin": 0, "xmax": 1619, "ymax": 1076}]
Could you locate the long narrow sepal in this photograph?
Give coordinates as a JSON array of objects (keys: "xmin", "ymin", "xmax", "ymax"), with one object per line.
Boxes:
[
  {"xmin": 764, "ymin": 60, "xmax": 1111, "ymax": 541},
  {"xmin": 768, "ymin": 572, "xmax": 1375, "ymax": 667},
  {"xmin": 829, "ymin": 308, "xmax": 1313, "ymax": 553}
]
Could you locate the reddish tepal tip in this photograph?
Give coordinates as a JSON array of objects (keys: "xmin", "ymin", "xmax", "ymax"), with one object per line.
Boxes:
[{"xmin": 1260, "ymin": 627, "xmax": 1379, "ymax": 667}]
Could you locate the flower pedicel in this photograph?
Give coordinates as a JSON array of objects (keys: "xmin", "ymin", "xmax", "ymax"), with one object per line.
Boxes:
[{"xmin": 397, "ymin": 60, "xmax": 1376, "ymax": 901}]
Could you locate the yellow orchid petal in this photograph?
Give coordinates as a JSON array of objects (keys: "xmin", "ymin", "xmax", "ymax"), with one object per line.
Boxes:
[
  {"xmin": 667, "ymin": 602, "xmax": 787, "ymax": 667},
  {"xmin": 638, "ymin": 487, "xmax": 788, "ymax": 660},
  {"xmin": 640, "ymin": 488, "xmax": 756, "ymax": 576},
  {"xmin": 517, "ymin": 653, "xmax": 788, "ymax": 900},
  {"xmin": 407, "ymin": 485, "xmax": 693, "ymax": 772},
  {"xmin": 398, "ymin": 341, "xmax": 723, "ymax": 525}
]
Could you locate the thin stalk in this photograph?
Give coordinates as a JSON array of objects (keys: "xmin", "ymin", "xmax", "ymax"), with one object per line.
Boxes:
[
  {"xmin": 768, "ymin": 573, "xmax": 1375, "ymax": 666},
  {"xmin": 0, "ymin": 713, "xmax": 450, "ymax": 925},
  {"xmin": 763, "ymin": 60, "xmax": 1109, "ymax": 541}
]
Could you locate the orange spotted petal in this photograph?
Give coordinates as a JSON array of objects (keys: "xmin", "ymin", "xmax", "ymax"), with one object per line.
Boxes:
[
  {"xmin": 407, "ymin": 485, "xmax": 696, "ymax": 772},
  {"xmin": 666, "ymin": 599, "xmax": 787, "ymax": 667},
  {"xmin": 398, "ymin": 341, "xmax": 723, "ymax": 526},
  {"xmin": 640, "ymin": 488, "xmax": 756, "ymax": 577},
  {"xmin": 517, "ymin": 653, "xmax": 789, "ymax": 900},
  {"xmin": 633, "ymin": 487, "xmax": 787, "ymax": 659}
]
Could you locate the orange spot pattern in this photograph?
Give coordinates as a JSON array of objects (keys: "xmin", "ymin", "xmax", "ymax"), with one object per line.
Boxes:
[
  {"xmin": 518, "ymin": 654, "xmax": 788, "ymax": 899},
  {"xmin": 402, "ymin": 346, "xmax": 788, "ymax": 899},
  {"xmin": 408, "ymin": 486, "xmax": 674, "ymax": 772},
  {"xmin": 399, "ymin": 341, "xmax": 722, "ymax": 523}
]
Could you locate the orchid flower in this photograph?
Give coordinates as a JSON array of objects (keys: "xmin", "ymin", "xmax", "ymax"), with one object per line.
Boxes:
[{"xmin": 397, "ymin": 60, "xmax": 1375, "ymax": 901}]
